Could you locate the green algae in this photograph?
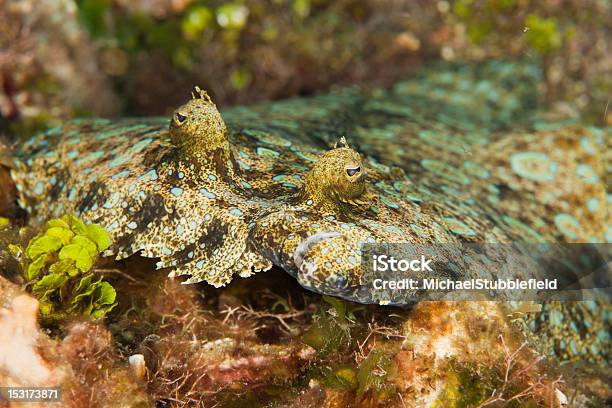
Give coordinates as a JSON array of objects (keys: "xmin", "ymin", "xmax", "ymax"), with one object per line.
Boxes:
[{"xmin": 9, "ymin": 214, "xmax": 117, "ymax": 326}]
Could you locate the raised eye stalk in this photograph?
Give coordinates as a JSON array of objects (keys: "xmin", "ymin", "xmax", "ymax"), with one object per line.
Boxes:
[
  {"xmin": 302, "ymin": 137, "xmax": 369, "ymax": 213},
  {"xmin": 169, "ymin": 86, "xmax": 232, "ymax": 165}
]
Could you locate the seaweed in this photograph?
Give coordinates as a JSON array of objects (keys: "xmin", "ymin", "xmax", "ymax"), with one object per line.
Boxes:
[{"xmin": 8, "ymin": 214, "xmax": 117, "ymax": 326}]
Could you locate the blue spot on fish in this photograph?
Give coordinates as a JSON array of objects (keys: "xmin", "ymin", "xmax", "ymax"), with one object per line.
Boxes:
[
  {"xmin": 294, "ymin": 151, "xmax": 316, "ymax": 162},
  {"xmin": 112, "ymin": 170, "xmax": 130, "ymax": 180},
  {"xmin": 282, "ymin": 183, "xmax": 298, "ymax": 188},
  {"xmin": 199, "ymin": 188, "xmax": 216, "ymax": 199},
  {"xmin": 386, "ymin": 225, "xmax": 404, "ymax": 235},
  {"xmin": 33, "ymin": 182, "xmax": 44, "ymax": 195},
  {"xmin": 410, "ymin": 224, "xmax": 429, "ymax": 238},
  {"xmin": 131, "ymin": 138, "xmax": 152, "ymax": 153},
  {"xmin": 510, "ymin": 151, "xmax": 556, "ymax": 181},
  {"xmin": 237, "ymin": 160, "xmax": 251, "ymax": 170},
  {"xmin": 554, "ymin": 213, "xmax": 581, "ymax": 240},
  {"xmin": 576, "ymin": 164, "xmax": 598, "ymax": 184},
  {"xmin": 587, "ymin": 198, "xmax": 600, "ymax": 213},
  {"xmin": 380, "ymin": 196, "xmax": 400, "ymax": 209},
  {"xmin": 392, "ymin": 181, "xmax": 404, "ymax": 192},
  {"xmin": 443, "ymin": 217, "xmax": 477, "ymax": 236},
  {"xmin": 103, "ymin": 192, "xmax": 120, "ymax": 209},
  {"xmin": 256, "ymin": 147, "xmax": 280, "ymax": 157},
  {"xmin": 580, "ymin": 137, "xmax": 596, "ymax": 154},
  {"xmin": 108, "ymin": 155, "xmax": 129, "ymax": 169},
  {"xmin": 140, "ymin": 169, "xmax": 158, "ymax": 181},
  {"xmin": 230, "ymin": 208, "xmax": 244, "ymax": 217},
  {"xmin": 76, "ymin": 150, "xmax": 105, "ymax": 165}
]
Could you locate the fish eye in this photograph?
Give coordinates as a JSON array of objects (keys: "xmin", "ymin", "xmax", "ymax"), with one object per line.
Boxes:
[
  {"xmin": 175, "ymin": 112, "xmax": 187, "ymax": 125},
  {"xmin": 346, "ymin": 166, "xmax": 361, "ymax": 177}
]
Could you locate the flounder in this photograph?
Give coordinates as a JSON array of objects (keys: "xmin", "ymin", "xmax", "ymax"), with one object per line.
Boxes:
[
  {"xmin": 10, "ymin": 64, "xmax": 609, "ymax": 302},
  {"xmin": 6, "ymin": 61, "xmax": 611, "ymax": 362}
]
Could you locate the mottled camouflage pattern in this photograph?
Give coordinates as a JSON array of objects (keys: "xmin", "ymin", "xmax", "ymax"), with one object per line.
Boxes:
[{"xmin": 9, "ymin": 61, "xmax": 611, "ymax": 362}]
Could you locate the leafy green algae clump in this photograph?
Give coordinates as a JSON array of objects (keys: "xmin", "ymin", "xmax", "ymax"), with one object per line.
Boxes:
[{"xmin": 9, "ymin": 214, "xmax": 117, "ymax": 325}]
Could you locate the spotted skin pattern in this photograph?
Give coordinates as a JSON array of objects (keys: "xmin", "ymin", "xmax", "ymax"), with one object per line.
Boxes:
[{"xmin": 9, "ymin": 61, "xmax": 611, "ymax": 362}]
